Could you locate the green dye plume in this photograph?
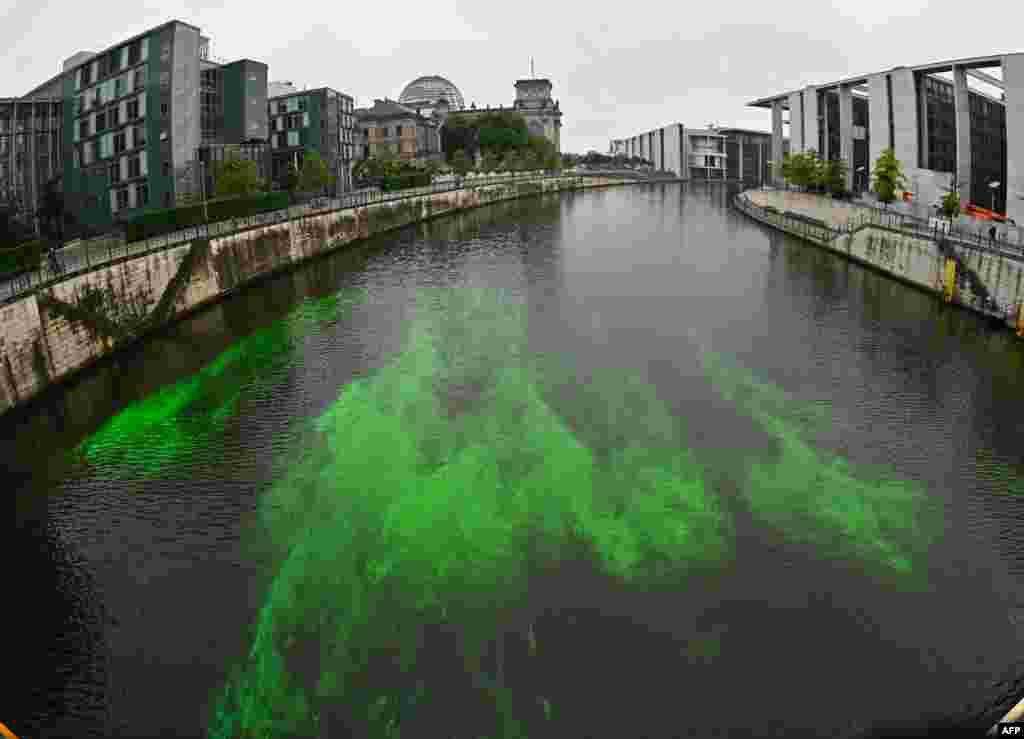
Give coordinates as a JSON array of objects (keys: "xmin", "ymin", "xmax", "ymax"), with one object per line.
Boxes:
[
  {"xmin": 696, "ymin": 345, "xmax": 943, "ymax": 588},
  {"xmin": 73, "ymin": 291, "xmax": 366, "ymax": 477},
  {"xmin": 209, "ymin": 288, "xmax": 732, "ymax": 738}
]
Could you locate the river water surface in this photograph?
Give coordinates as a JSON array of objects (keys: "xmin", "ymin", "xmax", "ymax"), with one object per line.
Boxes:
[{"xmin": 6, "ymin": 183, "xmax": 1024, "ymax": 738}]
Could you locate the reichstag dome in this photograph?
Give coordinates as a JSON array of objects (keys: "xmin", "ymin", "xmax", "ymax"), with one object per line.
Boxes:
[{"xmin": 398, "ymin": 75, "xmax": 465, "ymax": 114}]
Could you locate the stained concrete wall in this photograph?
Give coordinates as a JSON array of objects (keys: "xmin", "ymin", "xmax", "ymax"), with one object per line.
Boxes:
[
  {"xmin": 736, "ymin": 190, "xmax": 1024, "ymax": 329},
  {"xmin": 0, "ymin": 177, "xmax": 624, "ymax": 416}
]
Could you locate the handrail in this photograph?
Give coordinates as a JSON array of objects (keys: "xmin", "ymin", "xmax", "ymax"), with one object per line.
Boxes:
[{"xmin": 1, "ymin": 172, "xmax": 603, "ymax": 304}]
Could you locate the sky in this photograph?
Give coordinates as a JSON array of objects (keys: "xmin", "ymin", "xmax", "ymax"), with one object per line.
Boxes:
[{"xmin": 3, "ymin": 0, "xmax": 1023, "ymax": 154}]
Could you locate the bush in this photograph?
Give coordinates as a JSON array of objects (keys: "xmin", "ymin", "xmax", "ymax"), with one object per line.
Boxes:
[
  {"xmin": 0, "ymin": 238, "xmax": 48, "ymax": 277},
  {"xmin": 125, "ymin": 192, "xmax": 291, "ymax": 243},
  {"xmin": 381, "ymin": 172, "xmax": 432, "ymax": 192}
]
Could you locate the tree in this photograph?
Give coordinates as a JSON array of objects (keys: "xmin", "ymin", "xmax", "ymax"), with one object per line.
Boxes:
[
  {"xmin": 296, "ymin": 151, "xmax": 332, "ymax": 196},
  {"xmin": 822, "ymin": 158, "xmax": 848, "ymax": 197},
  {"xmin": 872, "ymin": 148, "xmax": 906, "ymax": 208},
  {"xmin": 450, "ymin": 149, "xmax": 471, "ymax": 176},
  {"xmin": 213, "ymin": 153, "xmax": 263, "ymax": 198},
  {"xmin": 941, "ymin": 183, "xmax": 962, "ymax": 219}
]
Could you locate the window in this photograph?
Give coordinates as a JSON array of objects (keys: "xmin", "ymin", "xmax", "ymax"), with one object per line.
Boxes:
[
  {"xmin": 137, "ymin": 183, "xmax": 148, "ymax": 207},
  {"xmin": 100, "ymin": 132, "xmax": 113, "ymax": 159},
  {"xmin": 287, "ymin": 130, "xmax": 299, "ymax": 147},
  {"xmin": 95, "ymin": 110, "xmax": 107, "ymax": 132},
  {"xmin": 160, "ymin": 102, "xmax": 168, "ymax": 117},
  {"xmin": 126, "ymin": 99, "xmax": 139, "ymax": 120},
  {"xmin": 141, "ymin": 37, "xmax": 149, "ymax": 61},
  {"xmin": 115, "ymin": 76, "xmax": 125, "ymax": 98},
  {"xmin": 277, "ymin": 101, "xmax": 286, "ymax": 114},
  {"xmin": 298, "ymin": 97, "xmax": 307, "ymax": 112},
  {"xmin": 128, "ymin": 154, "xmax": 141, "ymax": 178},
  {"xmin": 79, "ymin": 119, "xmax": 89, "ymax": 139},
  {"xmin": 162, "ymin": 160, "xmax": 170, "ymax": 176},
  {"xmin": 129, "ymin": 41, "xmax": 140, "ymax": 65},
  {"xmin": 114, "ymin": 131, "xmax": 126, "ymax": 154},
  {"xmin": 110, "ymin": 161, "xmax": 120, "ymax": 184},
  {"xmin": 116, "ymin": 188, "xmax": 129, "ymax": 210},
  {"xmin": 134, "ymin": 123, "xmax": 146, "ymax": 148},
  {"xmin": 302, "ymin": 112, "xmax": 309, "ymax": 128},
  {"xmin": 110, "ymin": 105, "xmax": 120, "ymax": 127}
]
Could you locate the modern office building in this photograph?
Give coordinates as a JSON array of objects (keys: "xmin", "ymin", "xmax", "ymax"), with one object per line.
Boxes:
[
  {"xmin": 613, "ymin": 125, "xmax": 781, "ymax": 182},
  {"xmin": 268, "ymin": 86, "xmax": 356, "ymax": 194},
  {"xmin": 53, "ymin": 20, "xmax": 268, "ymax": 229},
  {"xmin": 749, "ymin": 52, "xmax": 1024, "ymax": 219},
  {"xmin": 0, "ymin": 95, "xmax": 63, "ymax": 230}
]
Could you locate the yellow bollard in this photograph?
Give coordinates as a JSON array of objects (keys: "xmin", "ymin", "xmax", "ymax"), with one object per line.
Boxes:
[{"xmin": 943, "ymin": 258, "xmax": 957, "ymax": 303}]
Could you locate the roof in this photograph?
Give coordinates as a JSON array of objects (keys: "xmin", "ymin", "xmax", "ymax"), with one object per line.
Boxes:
[
  {"xmin": 355, "ymin": 98, "xmax": 433, "ymax": 122},
  {"xmin": 268, "ymin": 86, "xmax": 354, "ymax": 102},
  {"xmin": 748, "ymin": 51, "xmax": 1021, "ymax": 108},
  {"xmin": 398, "ymin": 75, "xmax": 464, "ymax": 110}
]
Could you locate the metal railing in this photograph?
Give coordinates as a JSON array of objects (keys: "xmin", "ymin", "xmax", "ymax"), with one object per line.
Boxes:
[
  {"xmin": 732, "ymin": 193, "xmax": 842, "ymax": 245},
  {"xmin": 1, "ymin": 172, "xmax": 599, "ymax": 304}
]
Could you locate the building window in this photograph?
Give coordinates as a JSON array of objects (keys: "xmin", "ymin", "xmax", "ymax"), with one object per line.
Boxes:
[
  {"xmin": 287, "ymin": 130, "xmax": 299, "ymax": 147},
  {"xmin": 277, "ymin": 101, "xmax": 286, "ymax": 114},
  {"xmin": 137, "ymin": 183, "xmax": 148, "ymax": 207},
  {"xmin": 127, "ymin": 99, "xmax": 139, "ymax": 120},
  {"xmin": 78, "ymin": 119, "xmax": 89, "ymax": 139},
  {"xmin": 302, "ymin": 112, "xmax": 309, "ymax": 128},
  {"xmin": 116, "ymin": 188, "xmax": 129, "ymax": 210},
  {"xmin": 134, "ymin": 123, "xmax": 146, "ymax": 148},
  {"xmin": 160, "ymin": 102, "xmax": 168, "ymax": 117},
  {"xmin": 96, "ymin": 110, "xmax": 106, "ymax": 132},
  {"xmin": 110, "ymin": 105, "xmax": 120, "ymax": 127},
  {"xmin": 298, "ymin": 97, "xmax": 307, "ymax": 112},
  {"xmin": 110, "ymin": 161, "xmax": 120, "ymax": 184},
  {"xmin": 114, "ymin": 131, "xmax": 126, "ymax": 154},
  {"xmin": 128, "ymin": 154, "xmax": 141, "ymax": 178},
  {"xmin": 134, "ymin": 66, "xmax": 146, "ymax": 91},
  {"xmin": 162, "ymin": 160, "xmax": 170, "ymax": 176}
]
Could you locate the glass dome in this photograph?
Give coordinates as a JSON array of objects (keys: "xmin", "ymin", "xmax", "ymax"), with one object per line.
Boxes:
[{"xmin": 398, "ymin": 75, "xmax": 465, "ymax": 112}]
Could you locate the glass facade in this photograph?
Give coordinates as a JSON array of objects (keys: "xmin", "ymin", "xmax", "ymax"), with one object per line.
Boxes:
[
  {"xmin": 921, "ymin": 76, "xmax": 956, "ymax": 174},
  {"xmin": 970, "ymin": 93, "xmax": 1006, "ymax": 213}
]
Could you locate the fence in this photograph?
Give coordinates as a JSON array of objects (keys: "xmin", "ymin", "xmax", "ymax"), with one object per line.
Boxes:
[
  {"xmin": 1, "ymin": 172, "xmax": 593, "ymax": 304},
  {"xmin": 732, "ymin": 194, "xmax": 842, "ymax": 245}
]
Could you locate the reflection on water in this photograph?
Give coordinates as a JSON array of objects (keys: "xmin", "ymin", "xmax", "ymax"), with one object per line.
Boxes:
[{"xmin": 6, "ymin": 185, "xmax": 1024, "ymax": 737}]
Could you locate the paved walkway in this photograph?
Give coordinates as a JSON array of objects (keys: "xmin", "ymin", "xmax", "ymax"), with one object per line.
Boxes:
[{"xmin": 748, "ymin": 189, "xmax": 868, "ymax": 226}]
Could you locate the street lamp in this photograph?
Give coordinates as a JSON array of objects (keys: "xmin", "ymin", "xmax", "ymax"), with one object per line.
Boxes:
[
  {"xmin": 765, "ymin": 160, "xmax": 773, "ymax": 190},
  {"xmin": 856, "ymin": 166, "xmax": 866, "ymax": 196},
  {"xmin": 988, "ymin": 180, "xmax": 1001, "ymax": 214}
]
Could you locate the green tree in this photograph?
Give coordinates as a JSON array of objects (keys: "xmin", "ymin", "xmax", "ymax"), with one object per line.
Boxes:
[
  {"xmin": 296, "ymin": 151, "xmax": 332, "ymax": 196},
  {"xmin": 450, "ymin": 149, "xmax": 471, "ymax": 176},
  {"xmin": 941, "ymin": 185, "xmax": 961, "ymax": 219},
  {"xmin": 213, "ymin": 153, "xmax": 264, "ymax": 198},
  {"xmin": 872, "ymin": 148, "xmax": 906, "ymax": 208},
  {"xmin": 823, "ymin": 158, "xmax": 848, "ymax": 197}
]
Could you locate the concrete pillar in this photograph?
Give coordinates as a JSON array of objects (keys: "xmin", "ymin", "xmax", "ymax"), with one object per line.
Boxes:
[
  {"xmin": 839, "ymin": 84, "xmax": 854, "ymax": 191},
  {"xmin": 803, "ymin": 86, "xmax": 819, "ymax": 154},
  {"xmin": 952, "ymin": 65, "xmax": 972, "ymax": 203},
  {"xmin": 889, "ymin": 68, "xmax": 920, "ymax": 178},
  {"xmin": 771, "ymin": 100, "xmax": 784, "ymax": 184},
  {"xmin": 788, "ymin": 92, "xmax": 803, "ymax": 152},
  {"xmin": 868, "ymin": 73, "xmax": 890, "ymax": 184},
  {"xmin": 821, "ymin": 90, "xmax": 831, "ymax": 160},
  {"xmin": 1004, "ymin": 53, "xmax": 1024, "ymax": 224}
]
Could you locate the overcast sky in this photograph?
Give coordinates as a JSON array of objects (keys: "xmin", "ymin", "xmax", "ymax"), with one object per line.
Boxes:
[{"xmin": 3, "ymin": 0, "xmax": 1022, "ymax": 153}]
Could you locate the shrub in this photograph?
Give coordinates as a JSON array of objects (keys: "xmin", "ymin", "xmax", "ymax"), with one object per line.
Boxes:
[{"xmin": 124, "ymin": 192, "xmax": 291, "ymax": 243}]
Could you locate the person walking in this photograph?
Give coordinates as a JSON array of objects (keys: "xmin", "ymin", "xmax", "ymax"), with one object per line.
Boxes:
[{"xmin": 990, "ymin": 224, "xmax": 997, "ymax": 244}]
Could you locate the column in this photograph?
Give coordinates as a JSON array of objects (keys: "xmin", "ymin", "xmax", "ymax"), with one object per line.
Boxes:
[
  {"xmin": 952, "ymin": 65, "xmax": 972, "ymax": 204},
  {"xmin": 889, "ymin": 68, "xmax": 920, "ymax": 178},
  {"xmin": 771, "ymin": 100, "xmax": 784, "ymax": 185},
  {"xmin": 738, "ymin": 136, "xmax": 744, "ymax": 180},
  {"xmin": 868, "ymin": 73, "xmax": 889, "ymax": 181},
  {"xmin": 803, "ymin": 86, "xmax": 819, "ymax": 154},
  {"xmin": 1004, "ymin": 53, "xmax": 1024, "ymax": 224},
  {"xmin": 788, "ymin": 92, "xmax": 803, "ymax": 152},
  {"xmin": 839, "ymin": 84, "xmax": 854, "ymax": 191}
]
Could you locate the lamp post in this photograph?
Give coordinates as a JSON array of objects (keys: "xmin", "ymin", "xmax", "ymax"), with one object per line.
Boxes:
[
  {"xmin": 988, "ymin": 179, "xmax": 1001, "ymax": 214},
  {"xmin": 765, "ymin": 160, "xmax": 773, "ymax": 190},
  {"xmin": 856, "ymin": 166, "xmax": 866, "ymax": 197}
]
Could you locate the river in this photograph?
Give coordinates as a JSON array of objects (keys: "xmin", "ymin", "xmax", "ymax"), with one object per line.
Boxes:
[{"xmin": 5, "ymin": 182, "xmax": 1024, "ymax": 738}]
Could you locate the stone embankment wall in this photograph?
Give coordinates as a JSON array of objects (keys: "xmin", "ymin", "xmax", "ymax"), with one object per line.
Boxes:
[
  {"xmin": 736, "ymin": 191, "xmax": 1024, "ymax": 331},
  {"xmin": 0, "ymin": 176, "xmax": 624, "ymax": 416}
]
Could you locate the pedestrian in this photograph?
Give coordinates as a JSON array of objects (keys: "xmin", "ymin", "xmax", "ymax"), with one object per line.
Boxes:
[{"xmin": 990, "ymin": 224, "xmax": 997, "ymax": 244}]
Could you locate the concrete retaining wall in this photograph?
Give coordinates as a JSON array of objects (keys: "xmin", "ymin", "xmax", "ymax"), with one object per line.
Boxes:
[
  {"xmin": 736, "ymin": 191, "xmax": 1024, "ymax": 331},
  {"xmin": 0, "ymin": 176, "xmax": 625, "ymax": 417}
]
